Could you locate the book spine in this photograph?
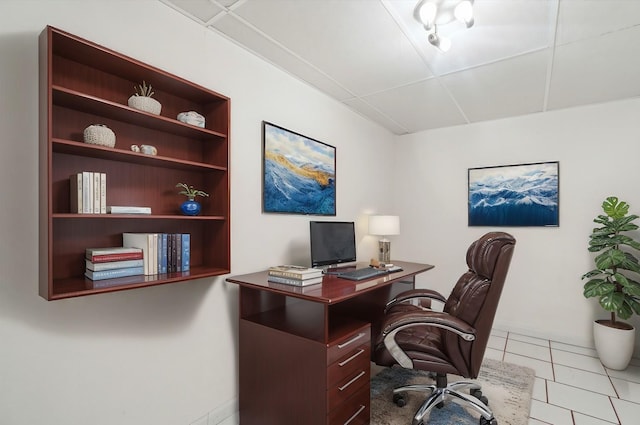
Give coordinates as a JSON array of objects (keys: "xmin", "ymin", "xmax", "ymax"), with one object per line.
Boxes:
[
  {"xmin": 267, "ymin": 275, "xmax": 321, "ymax": 286},
  {"xmin": 100, "ymin": 172, "xmax": 106, "ymax": 214},
  {"xmin": 181, "ymin": 233, "xmax": 190, "ymax": 272},
  {"xmin": 93, "ymin": 172, "xmax": 100, "ymax": 214},
  {"xmin": 88, "ymin": 252, "xmax": 144, "ymax": 263},
  {"xmin": 70, "ymin": 173, "xmax": 82, "ymax": 213},
  {"xmin": 152, "ymin": 233, "xmax": 158, "ymax": 275},
  {"xmin": 170, "ymin": 233, "xmax": 177, "ymax": 273},
  {"xmin": 85, "ymin": 266, "xmax": 144, "ymax": 280},
  {"xmin": 86, "ymin": 258, "xmax": 144, "ymax": 271},
  {"xmin": 160, "ymin": 233, "xmax": 167, "ymax": 274},
  {"xmin": 122, "ymin": 233, "xmax": 151, "ymax": 274},
  {"xmin": 108, "ymin": 206, "xmax": 152, "ymax": 214},
  {"xmin": 82, "ymin": 171, "xmax": 92, "ymax": 214},
  {"xmin": 176, "ymin": 233, "xmax": 182, "ymax": 272},
  {"xmin": 268, "ymin": 270, "xmax": 322, "ymax": 279}
]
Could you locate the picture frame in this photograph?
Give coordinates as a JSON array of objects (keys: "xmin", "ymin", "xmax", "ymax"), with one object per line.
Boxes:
[
  {"xmin": 262, "ymin": 121, "xmax": 336, "ymax": 215},
  {"xmin": 468, "ymin": 161, "xmax": 559, "ymax": 227}
]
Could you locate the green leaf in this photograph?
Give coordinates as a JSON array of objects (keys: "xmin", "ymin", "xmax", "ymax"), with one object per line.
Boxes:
[
  {"xmin": 582, "ymin": 269, "xmax": 604, "ymax": 279},
  {"xmin": 595, "ymin": 249, "xmax": 625, "ymax": 269},
  {"xmin": 619, "ymin": 253, "xmax": 640, "ymax": 274},
  {"xmin": 622, "ymin": 279, "xmax": 640, "ymax": 296},
  {"xmin": 603, "ymin": 196, "xmax": 628, "ymax": 219},
  {"xmin": 599, "ymin": 291, "xmax": 626, "ymax": 313},
  {"xmin": 583, "ymin": 279, "xmax": 615, "ymax": 298}
]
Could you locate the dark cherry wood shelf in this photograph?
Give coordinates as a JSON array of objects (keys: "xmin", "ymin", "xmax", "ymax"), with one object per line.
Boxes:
[
  {"xmin": 51, "ymin": 265, "xmax": 231, "ymax": 300},
  {"xmin": 53, "ymin": 86, "xmax": 227, "ymax": 140},
  {"xmin": 40, "ymin": 26, "xmax": 231, "ymax": 300},
  {"xmin": 52, "ymin": 213, "xmax": 226, "ymax": 220},
  {"xmin": 52, "ymin": 139, "xmax": 227, "ymax": 172}
]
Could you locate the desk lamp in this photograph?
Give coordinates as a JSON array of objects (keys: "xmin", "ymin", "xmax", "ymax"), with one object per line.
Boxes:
[{"xmin": 368, "ymin": 215, "xmax": 400, "ymax": 263}]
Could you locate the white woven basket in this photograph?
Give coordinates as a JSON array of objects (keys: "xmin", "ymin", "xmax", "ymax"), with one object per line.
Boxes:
[
  {"xmin": 128, "ymin": 96, "xmax": 162, "ymax": 115},
  {"xmin": 83, "ymin": 124, "xmax": 116, "ymax": 148}
]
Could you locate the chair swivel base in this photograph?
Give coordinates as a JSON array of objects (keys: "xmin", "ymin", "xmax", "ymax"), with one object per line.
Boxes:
[{"xmin": 392, "ymin": 380, "xmax": 497, "ymax": 425}]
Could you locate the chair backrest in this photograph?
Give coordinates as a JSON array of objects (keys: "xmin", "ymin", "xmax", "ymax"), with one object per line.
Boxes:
[{"xmin": 442, "ymin": 232, "xmax": 516, "ymax": 378}]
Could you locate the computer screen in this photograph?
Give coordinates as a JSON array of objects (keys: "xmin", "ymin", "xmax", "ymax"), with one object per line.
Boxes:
[{"xmin": 310, "ymin": 221, "xmax": 357, "ymax": 268}]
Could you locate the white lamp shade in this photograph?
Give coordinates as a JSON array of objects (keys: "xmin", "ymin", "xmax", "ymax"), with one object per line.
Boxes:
[{"xmin": 369, "ymin": 215, "xmax": 400, "ymax": 236}]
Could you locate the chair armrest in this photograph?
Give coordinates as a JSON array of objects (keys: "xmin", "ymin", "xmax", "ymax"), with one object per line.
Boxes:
[
  {"xmin": 385, "ymin": 288, "xmax": 447, "ymax": 313},
  {"xmin": 381, "ymin": 311, "xmax": 476, "ymax": 368}
]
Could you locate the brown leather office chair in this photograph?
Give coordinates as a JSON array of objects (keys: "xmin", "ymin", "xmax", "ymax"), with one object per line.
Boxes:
[{"xmin": 373, "ymin": 232, "xmax": 516, "ymax": 425}]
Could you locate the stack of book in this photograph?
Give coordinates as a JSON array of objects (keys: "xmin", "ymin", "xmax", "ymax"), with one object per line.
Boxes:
[
  {"xmin": 85, "ymin": 247, "xmax": 144, "ymax": 280},
  {"xmin": 70, "ymin": 171, "xmax": 106, "ymax": 214},
  {"xmin": 122, "ymin": 232, "xmax": 190, "ymax": 276},
  {"xmin": 267, "ymin": 265, "xmax": 324, "ymax": 286}
]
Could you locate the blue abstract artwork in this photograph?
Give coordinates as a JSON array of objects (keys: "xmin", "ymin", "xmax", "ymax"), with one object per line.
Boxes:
[
  {"xmin": 468, "ymin": 162, "xmax": 559, "ymax": 227},
  {"xmin": 263, "ymin": 122, "xmax": 336, "ymax": 215}
]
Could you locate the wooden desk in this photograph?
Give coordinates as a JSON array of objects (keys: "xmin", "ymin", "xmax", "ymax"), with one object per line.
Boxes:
[{"xmin": 226, "ymin": 261, "xmax": 434, "ymax": 425}]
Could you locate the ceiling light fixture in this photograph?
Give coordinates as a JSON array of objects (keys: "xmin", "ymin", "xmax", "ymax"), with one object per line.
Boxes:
[{"xmin": 414, "ymin": 0, "xmax": 474, "ymax": 52}]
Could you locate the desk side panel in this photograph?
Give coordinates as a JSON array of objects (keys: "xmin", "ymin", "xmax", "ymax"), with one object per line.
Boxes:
[{"xmin": 239, "ymin": 319, "xmax": 326, "ymax": 425}]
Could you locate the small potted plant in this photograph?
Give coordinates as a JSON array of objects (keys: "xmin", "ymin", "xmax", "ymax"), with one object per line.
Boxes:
[
  {"xmin": 176, "ymin": 183, "xmax": 209, "ymax": 216},
  {"xmin": 128, "ymin": 80, "xmax": 162, "ymax": 115},
  {"xmin": 582, "ymin": 196, "xmax": 640, "ymax": 369}
]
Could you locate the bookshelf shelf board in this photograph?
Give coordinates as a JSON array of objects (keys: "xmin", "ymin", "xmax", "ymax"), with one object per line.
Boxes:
[
  {"xmin": 51, "ymin": 266, "xmax": 231, "ymax": 299},
  {"xmin": 53, "ymin": 139, "xmax": 226, "ymax": 171},
  {"xmin": 53, "ymin": 86, "xmax": 227, "ymax": 140},
  {"xmin": 52, "ymin": 213, "xmax": 227, "ymax": 220}
]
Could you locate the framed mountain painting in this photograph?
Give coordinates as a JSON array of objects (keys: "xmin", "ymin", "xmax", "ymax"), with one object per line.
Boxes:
[
  {"xmin": 468, "ymin": 161, "xmax": 559, "ymax": 227},
  {"xmin": 262, "ymin": 121, "xmax": 336, "ymax": 215}
]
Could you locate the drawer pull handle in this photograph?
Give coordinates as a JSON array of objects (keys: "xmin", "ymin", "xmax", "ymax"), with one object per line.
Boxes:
[
  {"xmin": 338, "ymin": 370, "xmax": 366, "ymax": 391},
  {"xmin": 344, "ymin": 404, "xmax": 366, "ymax": 425},
  {"xmin": 338, "ymin": 332, "xmax": 365, "ymax": 349},
  {"xmin": 338, "ymin": 348, "xmax": 365, "ymax": 367}
]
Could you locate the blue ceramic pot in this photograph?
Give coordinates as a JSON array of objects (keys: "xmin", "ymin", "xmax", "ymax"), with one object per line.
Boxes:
[{"xmin": 180, "ymin": 199, "xmax": 201, "ymax": 216}]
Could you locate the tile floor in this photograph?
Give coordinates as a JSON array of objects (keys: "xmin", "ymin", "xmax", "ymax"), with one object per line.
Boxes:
[{"xmin": 486, "ymin": 329, "xmax": 640, "ymax": 425}]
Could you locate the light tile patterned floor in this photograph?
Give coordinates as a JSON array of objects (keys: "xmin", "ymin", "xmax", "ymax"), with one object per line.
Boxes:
[{"xmin": 486, "ymin": 330, "xmax": 640, "ymax": 425}]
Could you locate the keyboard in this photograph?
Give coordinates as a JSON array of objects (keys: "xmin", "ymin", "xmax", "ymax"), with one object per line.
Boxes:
[{"xmin": 338, "ymin": 267, "xmax": 389, "ymax": 281}]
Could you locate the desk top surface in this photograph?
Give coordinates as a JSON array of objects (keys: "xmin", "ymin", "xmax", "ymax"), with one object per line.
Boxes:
[{"xmin": 226, "ymin": 260, "xmax": 434, "ymax": 304}]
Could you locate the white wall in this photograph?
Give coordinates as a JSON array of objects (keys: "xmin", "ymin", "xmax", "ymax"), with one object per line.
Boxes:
[
  {"xmin": 0, "ymin": 1, "xmax": 393, "ymax": 424},
  {"xmin": 3, "ymin": 1, "xmax": 640, "ymax": 424},
  {"xmin": 392, "ymin": 98, "xmax": 640, "ymax": 348}
]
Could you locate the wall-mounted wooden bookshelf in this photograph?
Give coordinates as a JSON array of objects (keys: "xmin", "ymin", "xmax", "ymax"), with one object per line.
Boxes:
[{"xmin": 39, "ymin": 26, "xmax": 230, "ymax": 300}]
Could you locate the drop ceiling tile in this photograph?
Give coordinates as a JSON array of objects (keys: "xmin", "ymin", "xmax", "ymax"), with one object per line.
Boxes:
[
  {"xmin": 557, "ymin": 0, "xmax": 640, "ymax": 45},
  {"xmin": 361, "ymin": 78, "xmax": 467, "ymax": 133},
  {"xmin": 163, "ymin": 0, "xmax": 224, "ymax": 23},
  {"xmin": 231, "ymin": 0, "xmax": 433, "ymax": 96},
  {"xmin": 441, "ymin": 50, "xmax": 549, "ymax": 123},
  {"xmin": 548, "ymin": 25, "xmax": 640, "ymax": 111},
  {"xmin": 342, "ymin": 97, "xmax": 409, "ymax": 135},
  {"xmin": 211, "ymin": 14, "xmax": 353, "ymax": 100}
]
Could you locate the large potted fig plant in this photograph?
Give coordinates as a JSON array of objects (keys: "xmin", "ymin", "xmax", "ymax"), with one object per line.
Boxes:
[{"xmin": 582, "ymin": 196, "xmax": 640, "ymax": 369}]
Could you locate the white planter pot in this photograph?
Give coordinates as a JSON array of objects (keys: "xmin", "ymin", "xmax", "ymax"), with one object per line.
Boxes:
[
  {"xmin": 128, "ymin": 96, "xmax": 161, "ymax": 115},
  {"xmin": 593, "ymin": 320, "xmax": 635, "ymax": 370}
]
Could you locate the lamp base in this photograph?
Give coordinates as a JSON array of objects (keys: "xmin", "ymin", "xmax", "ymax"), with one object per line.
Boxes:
[{"xmin": 378, "ymin": 240, "xmax": 391, "ymax": 263}]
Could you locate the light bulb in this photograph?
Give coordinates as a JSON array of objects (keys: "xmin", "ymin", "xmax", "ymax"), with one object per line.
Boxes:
[
  {"xmin": 454, "ymin": 0, "xmax": 474, "ymax": 28},
  {"xmin": 428, "ymin": 32, "xmax": 451, "ymax": 53},
  {"xmin": 418, "ymin": 2, "xmax": 437, "ymax": 30},
  {"xmin": 438, "ymin": 35, "xmax": 452, "ymax": 52}
]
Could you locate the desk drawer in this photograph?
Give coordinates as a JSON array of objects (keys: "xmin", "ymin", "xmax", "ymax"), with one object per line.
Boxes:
[
  {"xmin": 327, "ymin": 365, "xmax": 370, "ymax": 411},
  {"xmin": 328, "ymin": 386, "xmax": 370, "ymax": 425},
  {"xmin": 328, "ymin": 325, "xmax": 371, "ymax": 365},
  {"xmin": 327, "ymin": 342, "xmax": 369, "ymax": 387}
]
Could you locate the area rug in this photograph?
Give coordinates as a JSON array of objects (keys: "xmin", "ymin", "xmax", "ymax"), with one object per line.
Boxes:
[{"xmin": 370, "ymin": 358, "xmax": 535, "ymax": 425}]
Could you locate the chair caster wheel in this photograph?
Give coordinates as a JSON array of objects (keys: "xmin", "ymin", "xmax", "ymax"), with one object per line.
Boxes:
[
  {"xmin": 393, "ymin": 393, "xmax": 406, "ymax": 407},
  {"xmin": 479, "ymin": 417, "xmax": 497, "ymax": 425},
  {"xmin": 471, "ymin": 389, "xmax": 489, "ymax": 405},
  {"xmin": 436, "ymin": 401, "xmax": 444, "ymax": 409}
]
